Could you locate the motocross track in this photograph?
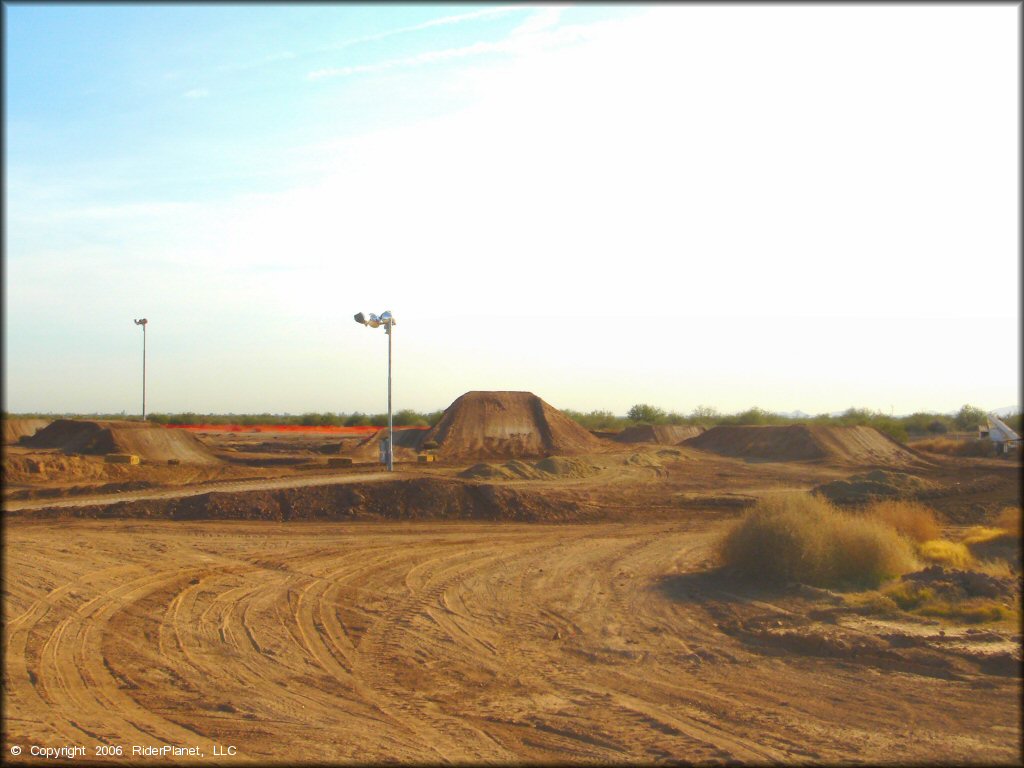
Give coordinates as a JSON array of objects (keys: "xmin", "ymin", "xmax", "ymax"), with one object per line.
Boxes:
[
  {"xmin": 4, "ymin": 518, "xmax": 1020, "ymax": 765},
  {"xmin": 2, "ymin": 407, "xmax": 1022, "ymax": 764}
]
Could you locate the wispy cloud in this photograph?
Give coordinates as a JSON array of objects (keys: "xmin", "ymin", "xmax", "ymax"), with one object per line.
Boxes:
[
  {"xmin": 183, "ymin": 88, "xmax": 210, "ymax": 99},
  {"xmin": 328, "ymin": 6, "xmax": 519, "ymax": 49},
  {"xmin": 307, "ymin": 19, "xmax": 591, "ymax": 81}
]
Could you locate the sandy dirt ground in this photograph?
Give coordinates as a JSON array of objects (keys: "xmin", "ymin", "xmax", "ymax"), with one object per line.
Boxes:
[
  {"xmin": 4, "ymin": 518, "xmax": 1020, "ymax": 765},
  {"xmin": 2, "ymin": 410, "xmax": 1022, "ymax": 764}
]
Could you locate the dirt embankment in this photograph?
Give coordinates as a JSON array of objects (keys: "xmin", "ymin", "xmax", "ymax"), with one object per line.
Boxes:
[
  {"xmin": 422, "ymin": 391, "xmax": 606, "ymax": 461},
  {"xmin": 10, "ymin": 477, "xmax": 599, "ymax": 523},
  {"xmin": 685, "ymin": 424, "xmax": 923, "ymax": 466},
  {"xmin": 3, "ymin": 418, "xmax": 51, "ymax": 444},
  {"xmin": 614, "ymin": 424, "xmax": 704, "ymax": 444},
  {"xmin": 21, "ymin": 419, "xmax": 221, "ymax": 464}
]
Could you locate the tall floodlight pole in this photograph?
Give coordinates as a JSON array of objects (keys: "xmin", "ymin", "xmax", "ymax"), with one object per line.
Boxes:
[
  {"xmin": 134, "ymin": 318, "xmax": 148, "ymax": 420},
  {"xmin": 354, "ymin": 311, "xmax": 396, "ymax": 471}
]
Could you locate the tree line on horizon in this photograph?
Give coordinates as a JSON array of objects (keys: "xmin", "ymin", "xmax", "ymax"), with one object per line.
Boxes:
[{"xmin": 5, "ymin": 404, "xmax": 1018, "ymax": 444}]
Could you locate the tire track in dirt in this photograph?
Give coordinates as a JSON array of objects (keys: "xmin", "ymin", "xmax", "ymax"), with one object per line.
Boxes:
[
  {"xmin": 4, "ymin": 520, "xmax": 1020, "ymax": 764},
  {"xmin": 36, "ymin": 567, "xmax": 211, "ymax": 745}
]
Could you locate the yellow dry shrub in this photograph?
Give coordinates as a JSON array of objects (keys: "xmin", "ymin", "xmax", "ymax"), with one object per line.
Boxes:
[
  {"xmin": 961, "ymin": 526, "xmax": 1007, "ymax": 546},
  {"xmin": 864, "ymin": 500, "xmax": 941, "ymax": 543},
  {"xmin": 917, "ymin": 539, "xmax": 974, "ymax": 569},
  {"xmin": 718, "ymin": 492, "xmax": 919, "ymax": 589}
]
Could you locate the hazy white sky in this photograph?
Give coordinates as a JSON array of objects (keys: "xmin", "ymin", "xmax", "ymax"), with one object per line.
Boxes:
[{"xmin": 4, "ymin": 4, "xmax": 1019, "ymax": 417}]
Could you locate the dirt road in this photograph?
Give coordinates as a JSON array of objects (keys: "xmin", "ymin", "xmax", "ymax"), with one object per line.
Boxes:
[
  {"xmin": 2, "ymin": 470, "xmax": 395, "ymax": 513},
  {"xmin": 4, "ymin": 519, "xmax": 1018, "ymax": 764}
]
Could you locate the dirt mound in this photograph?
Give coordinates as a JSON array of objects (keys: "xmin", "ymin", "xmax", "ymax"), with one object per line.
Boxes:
[
  {"xmin": 685, "ymin": 425, "xmax": 921, "ymax": 466},
  {"xmin": 348, "ymin": 427, "xmax": 428, "ymax": 462},
  {"xmin": 423, "ymin": 391, "xmax": 605, "ymax": 461},
  {"xmin": 4, "ymin": 418, "xmax": 51, "ymax": 444},
  {"xmin": 16, "ymin": 477, "xmax": 594, "ymax": 523},
  {"xmin": 459, "ymin": 456, "xmax": 599, "ymax": 481},
  {"xmin": 901, "ymin": 566, "xmax": 1019, "ymax": 600},
  {"xmin": 22, "ymin": 419, "xmax": 220, "ymax": 464},
  {"xmin": 614, "ymin": 425, "xmax": 704, "ymax": 444},
  {"xmin": 815, "ymin": 470, "xmax": 936, "ymax": 505}
]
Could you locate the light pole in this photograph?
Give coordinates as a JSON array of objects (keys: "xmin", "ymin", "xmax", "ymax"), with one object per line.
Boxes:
[
  {"xmin": 354, "ymin": 311, "xmax": 396, "ymax": 471},
  {"xmin": 134, "ymin": 318, "xmax": 148, "ymax": 420}
]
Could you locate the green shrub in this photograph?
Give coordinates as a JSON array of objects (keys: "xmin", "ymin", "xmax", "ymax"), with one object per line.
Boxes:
[
  {"xmin": 627, "ymin": 404, "xmax": 666, "ymax": 424},
  {"xmin": 718, "ymin": 492, "xmax": 919, "ymax": 589}
]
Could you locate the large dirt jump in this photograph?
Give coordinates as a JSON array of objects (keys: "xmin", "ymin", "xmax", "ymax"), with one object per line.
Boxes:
[
  {"xmin": 685, "ymin": 424, "xmax": 922, "ymax": 466},
  {"xmin": 21, "ymin": 419, "xmax": 221, "ymax": 465},
  {"xmin": 3, "ymin": 418, "xmax": 51, "ymax": 444},
  {"xmin": 422, "ymin": 391, "xmax": 605, "ymax": 461},
  {"xmin": 615, "ymin": 424, "xmax": 704, "ymax": 444}
]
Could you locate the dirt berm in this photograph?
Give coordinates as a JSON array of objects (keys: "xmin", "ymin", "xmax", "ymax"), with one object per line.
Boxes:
[
  {"xmin": 21, "ymin": 419, "xmax": 220, "ymax": 465},
  {"xmin": 614, "ymin": 424, "xmax": 704, "ymax": 444},
  {"xmin": 3, "ymin": 418, "xmax": 50, "ymax": 444},
  {"xmin": 685, "ymin": 424, "xmax": 923, "ymax": 466},
  {"xmin": 13, "ymin": 477, "xmax": 594, "ymax": 523},
  {"xmin": 422, "ymin": 391, "xmax": 606, "ymax": 460}
]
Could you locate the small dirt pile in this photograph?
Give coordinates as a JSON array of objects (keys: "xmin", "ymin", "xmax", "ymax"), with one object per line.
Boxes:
[
  {"xmin": 4, "ymin": 418, "xmax": 51, "ymax": 444},
  {"xmin": 815, "ymin": 470, "xmax": 936, "ymax": 505},
  {"xmin": 423, "ymin": 391, "xmax": 605, "ymax": 461},
  {"xmin": 900, "ymin": 566, "xmax": 1018, "ymax": 601},
  {"xmin": 685, "ymin": 425, "xmax": 921, "ymax": 466},
  {"xmin": 22, "ymin": 419, "xmax": 220, "ymax": 464},
  {"xmin": 614, "ymin": 425, "xmax": 704, "ymax": 444}
]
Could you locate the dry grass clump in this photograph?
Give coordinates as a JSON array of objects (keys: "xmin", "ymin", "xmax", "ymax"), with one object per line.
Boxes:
[
  {"xmin": 863, "ymin": 500, "xmax": 941, "ymax": 543},
  {"xmin": 718, "ymin": 492, "xmax": 919, "ymax": 589},
  {"xmin": 916, "ymin": 540, "xmax": 974, "ymax": 569},
  {"xmin": 913, "ymin": 437, "xmax": 996, "ymax": 457},
  {"xmin": 961, "ymin": 526, "xmax": 1008, "ymax": 546},
  {"xmin": 881, "ymin": 582, "xmax": 1014, "ymax": 623}
]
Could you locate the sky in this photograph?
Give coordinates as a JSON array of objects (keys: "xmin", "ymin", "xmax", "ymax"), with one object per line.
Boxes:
[{"xmin": 3, "ymin": 3, "xmax": 1020, "ymax": 418}]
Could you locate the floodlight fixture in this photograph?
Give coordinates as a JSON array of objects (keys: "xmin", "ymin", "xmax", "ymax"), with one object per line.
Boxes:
[
  {"xmin": 133, "ymin": 318, "xmax": 148, "ymax": 420},
  {"xmin": 354, "ymin": 310, "xmax": 397, "ymax": 471}
]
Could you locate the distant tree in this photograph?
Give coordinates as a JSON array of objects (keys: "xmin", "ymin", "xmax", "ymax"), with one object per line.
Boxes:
[
  {"xmin": 627, "ymin": 404, "xmax": 666, "ymax": 424},
  {"xmin": 926, "ymin": 419, "xmax": 948, "ymax": 435},
  {"xmin": 954, "ymin": 404, "xmax": 987, "ymax": 432},
  {"xmin": 732, "ymin": 407, "xmax": 773, "ymax": 426},
  {"xmin": 344, "ymin": 412, "xmax": 371, "ymax": 427},
  {"xmin": 392, "ymin": 409, "xmax": 429, "ymax": 427},
  {"xmin": 689, "ymin": 405, "xmax": 720, "ymax": 422}
]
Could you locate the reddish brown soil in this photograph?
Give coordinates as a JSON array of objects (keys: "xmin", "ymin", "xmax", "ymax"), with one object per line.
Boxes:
[
  {"xmin": 615, "ymin": 424, "xmax": 704, "ymax": 444},
  {"xmin": 21, "ymin": 419, "xmax": 220, "ymax": 464},
  {"xmin": 3, "ymin": 518, "xmax": 1019, "ymax": 765},
  {"xmin": 686, "ymin": 424, "xmax": 924, "ymax": 467},
  {"xmin": 423, "ymin": 391, "xmax": 606, "ymax": 460},
  {"xmin": 3, "ymin": 407, "xmax": 1022, "ymax": 764},
  {"xmin": 2, "ymin": 418, "xmax": 50, "ymax": 445}
]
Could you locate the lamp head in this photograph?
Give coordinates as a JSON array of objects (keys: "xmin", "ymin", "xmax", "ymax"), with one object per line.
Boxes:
[
  {"xmin": 134, "ymin": 318, "xmax": 148, "ymax": 326},
  {"xmin": 355, "ymin": 312, "xmax": 382, "ymax": 328}
]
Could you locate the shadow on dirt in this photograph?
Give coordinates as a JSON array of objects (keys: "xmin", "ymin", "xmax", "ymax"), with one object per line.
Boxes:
[{"xmin": 656, "ymin": 569, "xmax": 790, "ymax": 605}]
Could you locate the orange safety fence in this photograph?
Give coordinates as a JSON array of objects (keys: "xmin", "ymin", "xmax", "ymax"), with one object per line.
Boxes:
[{"xmin": 164, "ymin": 424, "xmax": 430, "ymax": 435}]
